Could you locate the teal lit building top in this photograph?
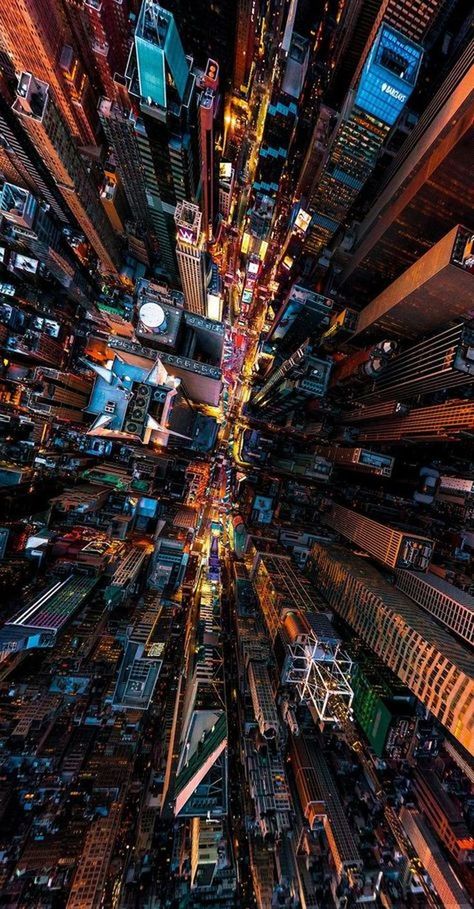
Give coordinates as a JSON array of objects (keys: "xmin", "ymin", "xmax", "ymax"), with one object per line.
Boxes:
[
  {"xmin": 135, "ymin": 0, "xmax": 189, "ymax": 108},
  {"xmin": 355, "ymin": 24, "xmax": 423, "ymax": 126}
]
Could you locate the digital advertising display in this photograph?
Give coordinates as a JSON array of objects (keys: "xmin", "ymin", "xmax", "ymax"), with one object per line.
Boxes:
[
  {"xmin": 355, "ymin": 25, "xmax": 422, "ymax": 126},
  {"xmin": 294, "ymin": 207, "xmax": 311, "ymax": 233}
]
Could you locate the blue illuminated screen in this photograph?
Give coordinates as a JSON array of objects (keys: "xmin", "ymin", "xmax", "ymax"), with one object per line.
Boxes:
[{"xmin": 355, "ymin": 25, "xmax": 423, "ymax": 126}]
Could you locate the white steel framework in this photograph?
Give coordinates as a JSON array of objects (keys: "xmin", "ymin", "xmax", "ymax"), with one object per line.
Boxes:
[{"xmin": 282, "ymin": 622, "xmax": 353, "ymax": 723}]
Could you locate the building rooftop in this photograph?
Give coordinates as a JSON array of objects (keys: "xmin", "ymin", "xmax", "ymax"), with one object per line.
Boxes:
[
  {"xmin": 113, "ymin": 641, "xmax": 162, "ymax": 710},
  {"xmin": 6, "ymin": 575, "xmax": 98, "ymax": 632},
  {"xmin": 134, "ymin": 0, "xmax": 190, "ymax": 108},
  {"xmin": 313, "ymin": 544, "xmax": 474, "ymax": 677}
]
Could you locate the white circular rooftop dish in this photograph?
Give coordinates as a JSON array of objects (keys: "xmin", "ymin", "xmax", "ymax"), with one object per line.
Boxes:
[{"xmin": 139, "ymin": 301, "xmax": 166, "ymax": 330}]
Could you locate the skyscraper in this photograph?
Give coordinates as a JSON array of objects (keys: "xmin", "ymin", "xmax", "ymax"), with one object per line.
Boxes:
[
  {"xmin": 175, "ymin": 202, "xmax": 209, "ymax": 316},
  {"xmin": 323, "ymin": 503, "xmax": 434, "ymax": 570},
  {"xmin": 0, "ymin": 78, "xmax": 71, "ymax": 224},
  {"xmin": 353, "ymin": 399, "xmax": 474, "ymax": 443},
  {"xmin": 265, "ymin": 284, "xmax": 333, "ymax": 359},
  {"xmin": 357, "ymin": 321, "xmax": 474, "ymax": 404},
  {"xmin": 232, "ymin": 0, "xmax": 256, "ymax": 95},
  {"xmin": 251, "ymin": 339, "xmax": 332, "ymax": 423},
  {"xmin": 98, "ymin": 95, "xmax": 151, "ymax": 243},
  {"xmin": 353, "ymin": 225, "xmax": 474, "ymax": 341},
  {"xmin": 316, "ymin": 445, "xmax": 394, "ymax": 478},
  {"xmin": 396, "ymin": 570, "xmax": 474, "ymax": 648},
  {"xmin": 125, "ymin": 0, "xmax": 198, "ymax": 280},
  {"xmin": 62, "ymin": 0, "xmax": 133, "ymax": 102},
  {"xmin": 399, "ymin": 807, "xmax": 473, "ymax": 908},
  {"xmin": 302, "ymin": 24, "xmax": 423, "ymax": 265},
  {"xmin": 336, "ymin": 38, "xmax": 474, "ymax": 298},
  {"xmin": 0, "ymin": 0, "xmax": 98, "ymax": 143},
  {"xmin": 13, "ymin": 72, "xmax": 121, "ymax": 273},
  {"xmin": 325, "ymin": 0, "xmax": 385, "ymax": 109},
  {"xmin": 249, "ymin": 92, "xmax": 298, "ymax": 242},
  {"xmin": 308, "ymin": 543, "xmax": 474, "ymax": 754},
  {"xmin": 198, "ymin": 86, "xmax": 216, "ymax": 241}
]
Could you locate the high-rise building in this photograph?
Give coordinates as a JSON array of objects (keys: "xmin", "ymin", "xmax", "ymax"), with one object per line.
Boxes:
[
  {"xmin": 350, "ymin": 0, "xmax": 447, "ymax": 82},
  {"xmin": 249, "ymin": 93, "xmax": 298, "ymax": 242},
  {"xmin": 125, "ymin": 0, "xmax": 198, "ymax": 280},
  {"xmin": 174, "ymin": 574, "xmax": 228, "ymax": 819},
  {"xmin": 25, "ymin": 367, "xmax": 92, "ymax": 424},
  {"xmin": 175, "ymin": 202, "xmax": 209, "ymax": 316},
  {"xmin": 97, "ymin": 95, "xmax": 150, "ymax": 240},
  {"xmin": 399, "ymin": 807, "xmax": 472, "ymax": 909},
  {"xmin": 341, "ymin": 400, "xmax": 408, "ymax": 423},
  {"xmin": 0, "ymin": 575, "xmax": 98, "ymax": 661},
  {"xmin": 0, "ymin": 180, "xmax": 89, "ymax": 298},
  {"xmin": 251, "ymin": 339, "xmax": 332, "ymax": 423},
  {"xmin": 97, "ymin": 327, "xmax": 224, "ymax": 407},
  {"xmin": 412, "ymin": 769, "xmax": 474, "ymax": 865},
  {"xmin": 357, "ymin": 321, "xmax": 474, "ymax": 404},
  {"xmin": 0, "ymin": 0, "xmax": 98, "ymax": 143},
  {"xmin": 252, "ymin": 551, "xmax": 328, "ymax": 644},
  {"xmin": 294, "ymin": 105, "xmax": 334, "ymax": 207},
  {"xmin": 316, "ymin": 445, "xmax": 394, "ymax": 477},
  {"xmin": 354, "ymin": 399, "xmax": 474, "ymax": 443},
  {"xmin": 325, "ymin": 0, "xmax": 386, "ymax": 109},
  {"xmin": 265, "ymin": 284, "xmax": 333, "ymax": 358},
  {"xmin": 67, "ymin": 802, "xmax": 126, "ymax": 909},
  {"xmin": 62, "ymin": 0, "xmax": 133, "ymax": 103},
  {"xmin": 198, "ymin": 86, "xmax": 216, "ymax": 241},
  {"xmin": 302, "ymin": 24, "xmax": 423, "ymax": 263},
  {"xmin": 396, "ymin": 570, "xmax": 474, "ymax": 648},
  {"xmin": 13, "ymin": 72, "xmax": 121, "ymax": 273},
  {"xmin": 324, "ymin": 503, "xmax": 434, "ymax": 570},
  {"xmin": 353, "ymin": 225, "xmax": 474, "ymax": 341},
  {"xmin": 350, "ymin": 645, "xmax": 415, "ymax": 759},
  {"xmin": 337, "ymin": 39, "xmax": 474, "ymax": 298},
  {"xmin": 290, "ymin": 732, "xmax": 363, "ymax": 879},
  {"xmin": 0, "ymin": 80, "xmax": 71, "ymax": 224},
  {"xmin": 308, "ymin": 543, "xmax": 474, "ymax": 754},
  {"xmin": 218, "ymin": 162, "xmax": 234, "ymax": 220},
  {"xmin": 248, "ymin": 31, "xmax": 308, "ymax": 250},
  {"xmin": 329, "ymin": 339, "xmax": 398, "ymax": 388},
  {"xmin": 190, "ymin": 818, "xmax": 229, "ymax": 895},
  {"xmin": 232, "ymin": 0, "xmax": 256, "ymax": 95}
]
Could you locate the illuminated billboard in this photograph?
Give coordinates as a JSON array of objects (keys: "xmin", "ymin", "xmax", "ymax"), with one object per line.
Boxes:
[
  {"xmin": 8, "ymin": 252, "xmax": 38, "ymax": 274},
  {"xmin": 178, "ymin": 225, "xmax": 198, "ymax": 245},
  {"xmin": 355, "ymin": 25, "xmax": 422, "ymax": 126},
  {"xmin": 272, "ymin": 299, "xmax": 302, "ymax": 341},
  {"xmin": 294, "ymin": 207, "xmax": 311, "ymax": 234},
  {"xmin": 271, "ymin": 286, "xmax": 332, "ymax": 343},
  {"xmin": 203, "ymin": 58, "xmax": 219, "ymax": 89},
  {"xmin": 241, "ymin": 232, "xmax": 250, "ymax": 254},
  {"xmin": 219, "ymin": 162, "xmax": 232, "ymax": 180}
]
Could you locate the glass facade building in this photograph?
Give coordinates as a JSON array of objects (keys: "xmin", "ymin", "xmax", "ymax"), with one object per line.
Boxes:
[
  {"xmin": 354, "ymin": 25, "xmax": 422, "ymax": 127},
  {"xmin": 302, "ymin": 25, "xmax": 423, "ymax": 259}
]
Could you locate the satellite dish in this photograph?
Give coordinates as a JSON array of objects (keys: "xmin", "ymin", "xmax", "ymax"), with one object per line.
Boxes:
[{"xmin": 139, "ymin": 301, "xmax": 166, "ymax": 331}]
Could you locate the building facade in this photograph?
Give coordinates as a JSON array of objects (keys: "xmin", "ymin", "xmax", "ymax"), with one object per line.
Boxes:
[{"xmin": 308, "ymin": 543, "xmax": 474, "ymax": 755}]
